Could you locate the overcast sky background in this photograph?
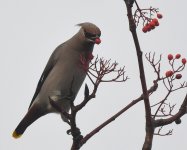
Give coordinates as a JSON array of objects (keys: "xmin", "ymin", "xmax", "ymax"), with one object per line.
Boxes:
[{"xmin": 1, "ymin": 0, "xmax": 187, "ymax": 150}]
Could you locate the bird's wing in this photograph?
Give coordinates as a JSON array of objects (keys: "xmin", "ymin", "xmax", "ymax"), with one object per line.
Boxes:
[{"xmin": 28, "ymin": 44, "xmax": 63, "ymax": 109}]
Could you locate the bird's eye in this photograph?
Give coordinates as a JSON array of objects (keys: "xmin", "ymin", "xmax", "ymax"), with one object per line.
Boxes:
[{"xmin": 84, "ymin": 32, "xmax": 96, "ymax": 39}]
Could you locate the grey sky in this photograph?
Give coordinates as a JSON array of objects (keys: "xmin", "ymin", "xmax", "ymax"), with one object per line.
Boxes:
[{"xmin": 1, "ymin": 0, "xmax": 187, "ymax": 150}]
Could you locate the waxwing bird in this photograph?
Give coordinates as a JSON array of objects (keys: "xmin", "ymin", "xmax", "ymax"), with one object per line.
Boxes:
[{"xmin": 12, "ymin": 22, "xmax": 101, "ymax": 139}]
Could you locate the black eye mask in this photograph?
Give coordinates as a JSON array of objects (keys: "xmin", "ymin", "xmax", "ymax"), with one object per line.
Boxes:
[{"xmin": 84, "ymin": 32, "xmax": 97, "ymax": 39}]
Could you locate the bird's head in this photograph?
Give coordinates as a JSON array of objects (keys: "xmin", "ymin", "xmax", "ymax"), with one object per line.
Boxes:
[{"xmin": 77, "ymin": 22, "xmax": 101, "ymax": 45}]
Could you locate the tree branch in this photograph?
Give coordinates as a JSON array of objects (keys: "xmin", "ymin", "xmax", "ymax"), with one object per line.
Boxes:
[
  {"xmin": 80, "ymin": 81, "xmax": 158, "ymax": 147},
  {"xmin": 155, "ymin": 93, "xmax": 187, "ymax": 127},
  {"xmin": 123, "ymin": 1, "xmax": 154, "ymax": 150}
]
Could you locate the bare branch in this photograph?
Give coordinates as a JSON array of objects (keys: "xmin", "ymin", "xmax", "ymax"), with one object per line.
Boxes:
[
  {"xmin": 124, "ymin": 1, "xmax": 154, "ymax": 150},
  {"xmin": 80, "ymin": 80, "xmax": 158, "ymax": 146},
  {"xmin": 88, "ymin": 57, "xmax": 128, "ymax": 84},
  {"xmin": 154, "ymin": 126, "xmax": 173, "ymax": 136},
  {"xmin": 155, "ymin": 93, "xmax": 187, "ymax": 127}
]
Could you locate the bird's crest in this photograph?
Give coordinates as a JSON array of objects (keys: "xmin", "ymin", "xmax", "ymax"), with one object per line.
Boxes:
[{"xmin": 77, "ymin": 22, "xmax": 101, "ymax": 37}]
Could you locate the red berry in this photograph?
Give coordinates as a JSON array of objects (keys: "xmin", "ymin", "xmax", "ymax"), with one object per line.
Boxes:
[
  {"xmin": 182, "ymin": 58, "xmax": 186, "ymax": 64},
  {"xmin": 165, "ymin": 70, "xmax": 174, "ymax": 77},
  {"xmin": 155, "ymin": 21, "xmax": 159, "ymax": 26},
  {"xmin": 152, "ymin": 18, "xmax": 159, "ymax": 26},
  {"xmin": 150, "ymin": 25, "xmax": 155, "ymax": 30},
  {"xmin": 175, "ymin": 74, "xmax": 182, "ymax": 79},
  {"xmin": 142, "ymin": 26, "xmax": 148, "ymax": 33},
  {"xmin": 168, "ymin": 54, "xmax": 173, "ymax": 60},
  {"xmin": 95, "ymin": 38, "xmax": 101, "ymax": 44},
  {"xmin": 150, "ymin": 21, "xmax": 156, "ymax": 27},
  {"xmin": 149, "ymin": 22, "xmax": 156, "ymax": 30},
  {"xmin": 175, "ymin": 54, "xmax": 181, "ymax": 59},
  {"xmin": 157, "ymin": 13, "xmax": 163, "ymax": 19},
  {"xmin": 152, "ymin": 18, "xmax": 158, "ymax": 23},
  {"xmin": 145, "ymin": 24, "xmax": 151, "ymax": 31}
]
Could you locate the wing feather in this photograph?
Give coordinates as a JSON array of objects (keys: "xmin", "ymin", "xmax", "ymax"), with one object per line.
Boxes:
[{"xmin": 28, "ymin": 45, "xmax": 63, "ymax": 109}]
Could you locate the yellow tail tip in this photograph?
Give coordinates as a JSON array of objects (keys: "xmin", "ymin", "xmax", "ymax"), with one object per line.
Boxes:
[{"xmin": 12, "ymin": 131, "xmax": 22, "ymax": 139}]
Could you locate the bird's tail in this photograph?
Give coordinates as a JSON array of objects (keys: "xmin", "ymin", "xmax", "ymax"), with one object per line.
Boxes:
[{"xmin": 12, "ymin": 105, "xmax": 45, "ymax": 139}]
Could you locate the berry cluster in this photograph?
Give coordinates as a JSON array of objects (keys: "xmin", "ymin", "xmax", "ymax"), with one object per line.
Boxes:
[
  {"xmin": 165, "ymin": 54, "xmax": 186, "ymax": 79},
  {"xmin": 142, "ymin": 13, "xmax": 162, "ymax": 33}
]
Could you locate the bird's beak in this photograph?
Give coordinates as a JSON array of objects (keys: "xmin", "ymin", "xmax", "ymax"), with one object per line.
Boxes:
[
  {"xmin": 86, "ymin": 35, "xmax": 101, "ymax": 45},
  {"xmin": 87, "ymin": 37, "xmax": 101, "ymax": 45}
]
